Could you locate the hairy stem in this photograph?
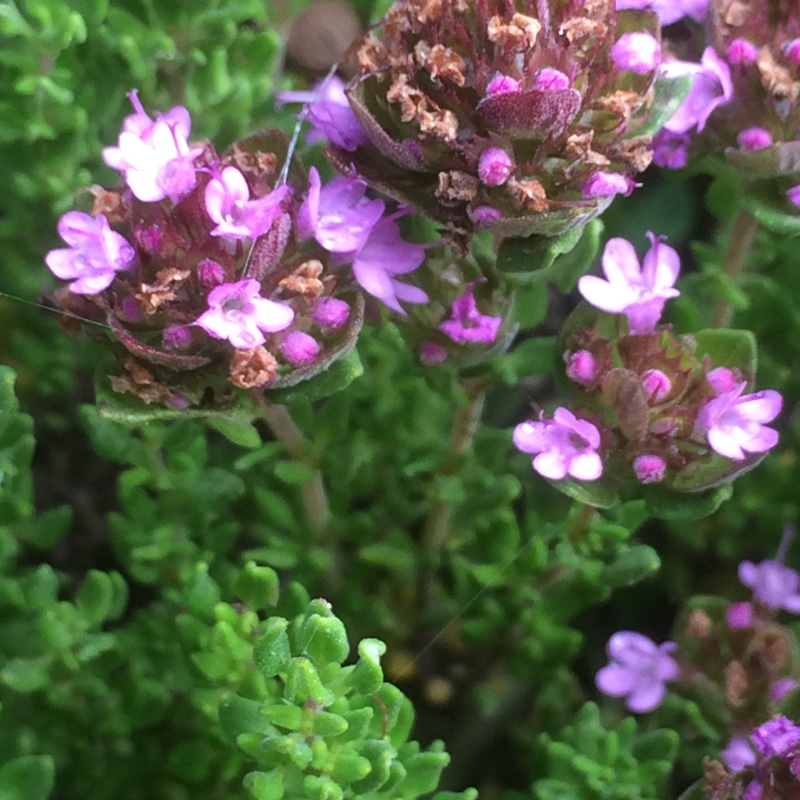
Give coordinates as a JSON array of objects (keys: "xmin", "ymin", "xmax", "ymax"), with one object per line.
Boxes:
[{"xmin": 710, "ymin": 209, "xmax": 758, "ymax": 329}]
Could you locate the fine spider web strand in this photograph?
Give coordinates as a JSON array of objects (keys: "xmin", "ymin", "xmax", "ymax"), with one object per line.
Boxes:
[{"xmin": 0, "ymin": 290, "xmax": 114, "ymax": 331}]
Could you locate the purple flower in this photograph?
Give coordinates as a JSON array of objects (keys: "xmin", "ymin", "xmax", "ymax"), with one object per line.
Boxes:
[
  {"xmin": 565, "ymin": 350, "xmax": 598, "ymax": 387},
  {"xmin": 612, "ymin": 33, "xmax": 661, "ymax": 74},
  {"xmin": 662, "ymin": 48, "xmax": 733, "ymax": 134},
  {"xmin": 276, "ymin": 76, "xmax": 369, "ymax": 152},
  {"xmin": 787, "ymin": 184, "xmax": 800, "ymax": 208},
  {"xmin": 195, "ymin": 279, "xmax": 294, "ymax": 349},
  {"xmin": 771, "ymin": 679, "xmax": 797, "ymax": 702},
  {"xmin": 722, "ymin": 736, "xmax": 757, "ymax": 772},
  {"xmin": 751, "ymin": 717, "xmax": 800, "ymax": 758},
  {"xmin": 738, "ymin": 127, "xmax": 773, "ymax": 151},
  {"xmin": 513, "ymin": 408, "xmax": 603, "ymax": 481},
  {"xmin": 582, "ymin": 171, "xmax": 637, "ymax": 199},
  {"xmin": 349, "ymin": 217, "xmax": 428, "ymax": 314},
  {"xmin": 616, "ymin": 0, "xmax": 708, "ymax": 25},
  {"xmin": 205, "ymin": 167, "xmax": 290, "ymax": 240},
  {"xmin": 478, "ymin": 147, "xmax": 514, "ymax": 186},
  {"xmin": 102, "ymin": 90, "xmax": 203, "ymax": 203},
  {"xmin": 485, "ymin": 74, "xmax": 520, "ymax": 96},
  {"xmin": 312, "ymin": 297, "xmax": 350, "ymax": 332},
  {"xmin": 578, "ymin": 233, "xmax": 680, "ymax": 334},
  {"xmin": 785, "ymin": 39, "xmax": 800, "ymax": 68},
  {"xmin": 695, "ymin": 383, "xmax": 782, "ymax": 460},
  {"xmin": 420, "ymin": 341, "xmax": 448, "ymax": 365},
  {"xmin": 738, "ymin": 559, "xmax": 800, "ymax": 612},
  {"xmin": 727, "ymin": 38, "xmax": 759, "ymax": 65},
  {"xmin": 45, "ymin": 211, "xmax": 135, "ymax": 295},
  {"xmin": 439, "ymin": 283, "xmax": 502, "ymax": 344},
  {"xmin": 633, "ymin": 454, "xmax": 666, "ymax": 484},
  {"xmin": 279, "ymin": 331, "xmax": 320, "ymax": 365},
  {"xmin": 726, "ymin": 601, "xmax": 754, "ymax": 629},
  {"xmin": 596, "ymin": 631, "xmax": 680, "ymax": 713},
  {"xmin": 651, "ymin": 130, "xmax": 691, "ymax": 169},
  {"xmin": 298, "ymin": 167, "xmax": 385, "ymax": 253}
]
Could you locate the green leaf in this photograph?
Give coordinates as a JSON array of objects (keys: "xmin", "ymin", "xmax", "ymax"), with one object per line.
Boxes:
[
  {"xmin": 244, "ymin": 770, "xmax": 285, "ymax": 800},
  {"xmin": 236, "ymin": 562, "xmax": 280, "ymax": 610},
  {"xmin": 351, "ymin": 740, "xmax": 397, "ymax": 793},
  {"xmin": 253, "ymin": 618, "xmax": 292, "ymax": 677},
  {"xmin": 312, "ymin": 711, "xmax": 349, "ymax": 737},
  {"xmin": 692, "ymin": 328, "xmax": 757, "ymax": 384},
  {"xmin": 273, "ymin": 461, "xmax": 314, "ymax": 485},
  {"xmin": 745, "ymin": 191, "xmax": 800, "ymax": 236},
  {"xmin": 75, "ymin": 569, "xmax": 114, "ymax": 626},
  {"xmin": 206, "ymin": 416, "xmax": 262, "ymax": 447},
  {"xmin": 220, "ymin": 695, "xmax": 277, "ymax": 739},
  {"xmin": 675, "ymin": 779, "xmax": 706, "ymax": 800},
  {"xmin": 549, "ymin": 476, "xmax": 619, "ymax": 509},
  {"xmin": 330, "ymin": 753, "xmax": 372, "ymax": 785},
  {"xmin": 644, "ymin": 483, "xmax": 733, "ymax": 520},
  {"xmin": 300, "ymin": 614, "xmax": 350, "ymax": 665},
  {"xmin": 630, "ymin": 74, "xmax": 693, "ymax": 139},
  {"xmin": 497, "ymin": 225, "xmax": 585, "ymax": 283},
  {"xmin": 0, "ymin": 756, "xmax": 55, "ymax": 800},
  {"xmin": 284, "ymin": 657, "xmax": 335, "ymax": 706},
  {"xmin": 401, "ymin": 750, "xmax": 451, "ymax": 796},
  {"xmin": 600, "ymin": 545, "xmax": 661, "ymax": 587},
  {"xmin": 261, "ymin": 704, "xmax": 304, "ymax": 731},
  {"xmin": 351, "ymin": 638, "xmax": 386, "ymax": 694},
  {"xmin": 269, "ymin": 348, "xmax": 364, "ymax": 404}
]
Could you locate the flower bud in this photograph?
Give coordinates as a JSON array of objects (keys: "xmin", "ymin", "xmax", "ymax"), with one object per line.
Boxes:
[
  {"xmin": 582, "ymin": 172, "xmax": 636, "ymax": 199},
  {"xmin": 163, "ymin": 325, "xmax": 193, "ymax": 350},
  {"xmin": 785, "ymin": 38, "xmax": 800, "ymax": 67},
  {"xmin": 612, "ymin": 33, "xmax": 660, "ymax": 75},
  {"xmin": 532, "ymin": 68, "xmax": 569, "ymax": 91},
  {"xmin": 478, "ymin": 147, "xmax": 514, "ymax": 187},
  {"xmin": 198, "ymin": 258, "xmax": 225, "ymax": 288},
  {"xmin": 726, "ymin": 601, "xmax": 754, "ymax": 629},
  {"xmin": 706, "ymin": 366, "xmax": 737, "ymax": 395},
  {"xmin": 486, "ymin": 74, "xmax": 520, "ymax": 96},
  {"xmin": 420, "ymin": 341, "xmax": 448, "ymax": 365},
  {"xmin": 312, "ymin": 297, "xmax": 350, "ymax": 332},
  {"xmin": 737, "ymin": 127, "xmax": 773, "ymax": 151},
  {"xmin": 726, "ymin": 38, "xmax": 758, "ymax": 65},
  {"xmin": 633, "ymin": 454, "xmax": 666, "ymax": 484},
  {"xmin": 279, "ymin": 331, "xmax": 321, "ymax": 365},
  {"xmin": 641, "ymin": 369, "xmax": 671, "ymax": 402},
  {"xmin": 565, "ymin": 350, "xmax": 598, "ymax": 387}
]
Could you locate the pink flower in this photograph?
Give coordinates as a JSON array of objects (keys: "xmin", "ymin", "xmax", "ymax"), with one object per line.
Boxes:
[
  {"xmin": 195, "ymin": 279, "xmax": 294, "ymax": 348},
  {"xmin": 612, "ymin": 33, "xmax": 661, "ymax": 74},
  {"xmin": 349, "ymin": 217, "xmax": 428, "ymax": 314},
  {"xmin": 633, "ymin": 454, "xmax": 666, "ymax": 484},
  {"xmin": 102, "ymin": 90, "xmax": 203, "ymax": 203},
  {"xmin": 485, "ymin": 74, "xmax": 520, "ymax": 96},
  {"xmin": 738, "ymin": 127, "xmax": 773, "ymax": 151},
  {"xmin": 738, "ymin": 559, "xmax": 800, "ymax": 612},
  {"xmin": 276, "ymin": 76, "xmax": 369, "ymax": 152},
  {"xmin": 279, "ymin": 331, "xmax": 320, "ymax": 365},
  {"xmin": 582, "ymin": 171, "xmax": 637, "ymax": 199},
  {"xmin": 578, "ymin": 233, "xmax": 680, "ymax": 334},
  {"xmin": 312, "ymin": 297, "xmax": 350, "ymax": 332},
  {"xmin": 695, "ymin": 383, "xmax": 781, "ymax": 460},
  {"xmin": 751, "ymin": 717, "xmax": 800, "ymax": 758},
  {"xmin": 726, "ymin": 601, "xmax": 754, "ymax": 629},
  {"xmin": 205, "ymin": 167, "xmax": 290, "ymax": 240},
  {"xmin": 513, "ymin": 408, "xmax": 603, "ymax": 481},
  {"xmin": 641, "ymin": 369, "xmax": 671, "ymax": 402},
  {"xmin": 722, "ymin": 736, "xmax": 756, "ymax": 772},
  {"xmin": 662, "ymin": 48, "xmax": 733, "ymax": 134},
  {"xmin": 787, "ymin": 184, "xmax": 800, "ymax": 208},
  {"xmin": 478, "ymin": 147, "xmax": 514, "ymax": 186},
  {"xmin": 785, "ymin": 39, "xmax": 800, "ymax": 68},
  {"xmin": 616, "ymin": 0, "xmax": 708, "ymax": 25},
  {"xmin": 727, "ymin": 38, "xmax": 758, "ymax": 65},
  {"xmin": 565, "ymin": 350, "xmax": 598, "ymax": 387},
  {"xmin": 298, "ymin": 167, "xmax": 385, "ymax": 253},
  {"xmin": 45, "ymin": 211, "xmax": 135, "ymax": 295},
  {"xmin": 439, "ymin": 283, "xmax": 502, "ymax": 344},
  {"xmin": 595, "ymin": 631, "xmax": 680, "ymax": 713},
  {"xmin": 651, "ymin": 130, "xmax": 691, "ymax": 169},
  {"xmin": 532, "ymin": 68, "xmax": 570, "ymax": 91},
  {"xmin": 706, "ymin": 366, "xmax": 738, "ymax": 395}
]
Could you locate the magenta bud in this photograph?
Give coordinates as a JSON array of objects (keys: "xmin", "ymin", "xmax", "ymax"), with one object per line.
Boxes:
[
  {"xmin": 565, "ymin": 350, "xmax": 598, "ymax": 386},
  {"xmin": 785, "ymin": 38, "xmax": 800, "ymax": 67},
  {"xmin": 582, "ymin": 172, "xmax": 636, "ymax": 199},
  {"xmin": 170, "ymin": 393, "xmax": 191, "ymax": 409},
  {"xmin": 134, "ymin": 223, "xmax": 163, "ymax": 254},
  {"xmin": 706, "ymin": 366, "xmax": 737, "ymax": 395},
  {"xmin": 279, "ymin": 330, "xmax": 320, "ymax": 365},
  {"xmin": 641, "ymin": 369, "xmax": 671, "ymax": 402},
  {"xmin": 787, "ymin": 184, "xmax": 800, "ymax": 208},
  {"xmin": 420, "ymin": 341, "xmax": 447, "ymax": 365},
  {"xmin": 726, "ymin": 601, "xmax": 754, "ymax": 629},
  {"xmin": 312, "ymin": 297, "xmax": 350, "ymax": 332},
  {"xmin": 611, "ymin": 32, "xmax": 660, "ymax": 75},
  {"xmin": 478, "ymin": 147, "xmax": 514, "ymax": 186},
  {"xmin": 633, "ymin": 454, "xmax": 666, "ymax": 484},
  {"xmin": 198, "ymin": 258, "xmax": 225, "ymax": 288},
  {"xmin": 532, "ymin": 68, "xmax": 570, "ymax": 91},
  {"xmin": 470, "ymin": 205, "xmax": 503, "ymax": 224},
  {"xmin": 485, "ymin": 74, "xmax": 520, "ymax": 97},
  {"xmin": 163, "ymin": 324, "xmax": 193, "ymax": 350},
  {"xmin": 726, "ymin": 37, "xmax": 758, "ymax": 65},
  {"xmin": 737, "ymin": 127, "xmax": 773, "ymax": 151}
]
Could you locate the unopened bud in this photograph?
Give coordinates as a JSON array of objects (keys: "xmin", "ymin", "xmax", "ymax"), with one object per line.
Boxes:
[
  {"xmin": 163, "ymin": 324, "xmax": 193, "ymax": 350},
  {"xmin": 565, "ymin": 350, "xmax": 598, "ymax": 387},
  {"xmin": 533, "ymin": 68, "xmax": 569, "ymax": 91},
  {"xmin": 726, "ymin": 38, "xmax": 758, "ymax": 65},
  {"xmin": 279, "ymin": 331, "xmax": 320, "ymax": 365},
  {"xmin": 470, "ymin": 205, "xmax": 503, "ymax": 224},
  {"xmin": 633, "ymin": 454, "xmax": 666, "ymax": 484},
  {"xmin": 312, "ymin": 297, "xmax": 350, "ymax": 332},
  {"xmin": 641, "ymin": 369, "xmax": 671, "ymax": 402},
  {"xmin": 706, "ymin": 366, "xmax": 737, "ymax": 395},
  {"xmin": 134, "ymin": 223, "xmax": 163, "ymax": 254},
  {"xmin": 726, "ymin": 601, "xmax": 754, "ymax": 629},
  {"xmin": 198, "ymin": 258, "xmax": 225, "ymax": 288},
  {"xmin": 737, "ymin": 127, "xmax": 773, "ymax": 151},
  {"xmin": 787, "ymin": 184, "xmax": 800, "ymax": 208},
  {"xmin": 420, "ymin": 341, "xmax": 448, "ymax": 365},
  {"xmin": 485, "ymin": 74, "xmax": 520, "ymax": 97},
  {"xmin": 582, "ymin": 172, "xmax": 635, "ymax": 198},
  {"xmin": 785, "ymin": 38, "xmax": 800, "ymax": 68},
  {"xmin": 770, "ymin": 678, "xmax": 796, "ymax": 702},
  {"xmin": 478, "ymin": 147, "xmax": 514, "ymax": 186}
]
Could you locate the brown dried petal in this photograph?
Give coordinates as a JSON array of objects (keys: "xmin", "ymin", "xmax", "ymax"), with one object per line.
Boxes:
[
  {"xmin": 279, "ymin": 259, "xmax": 325, "ymax": 299},
  {"xmin": 229, "ymin": 347, "xmax": 278, "ymax": 388},
  {"xmin": 594, "ymin": 90, "xmax": 641, "ymax": 120},
  {"xmin": 614, "ymin": 137, "xmax": 655, "ymax": 171},
  {"xmin": 387, "ymin": 74, "xmax": 427, "ymax": 122},
  {"xmin": 720, "ymin": 0, "xmax": 750, "ymax": 27},
  {"xmin": 685, "ymin": 609, "xmax": 711, "ymax": 638},
  {"xmin": 560, "ymin": 17, "xmax": 607, "ymax": 42},
  {"xmin": 229, "ymin": 148, "xmax": 277, "ymax": 177},
  {"xmin": 510, "ymin": 14, "xmax": 541, "ymax": 47},
  {"xmin": 357, "ymin": 38, "xmax": 386, "ymax": 74},
  {"xmin": 508, "ymin": 178, "xmax": 548, "ymax": 212},
  {"xmin": 757, "ymin": 47, "xmax": 800, "ymax": 102},
  {"xmin": 419, "ymin": 107, "xmax": 459, "ymax": 141},
  {"xmin": 110, "ymin": 359, "xmax": 175, "ymax": 405},
  {"xmin": 435, "ymin": 170, "xmax": 479, "ymax": 204},
  {"xmin": 135, "ymin": 268, "xmax": 191, "ymax": 314},
  {"xmin": 724, "ymin": 660, "xmax": 748, "ymax": 707},
  {"xmin": 90, "ymin": 186, "xmax": 127, "ymax": 224},
  {"xmin": 415, "ymin": 42, "xmax": 466, "ymax": 86}
]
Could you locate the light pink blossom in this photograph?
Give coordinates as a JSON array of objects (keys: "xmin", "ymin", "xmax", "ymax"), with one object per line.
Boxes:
[
  {"xmin": 695, "ymin": 383, "xmax": 781, "ymax": 460},
  {"xmin": 596, "ymin": 631, "xmax": 680, "ymax": 713},
  {"xmin": 578, "ymin": 233, "xmax": 680, "ymax": 334},
  {"xmin": 478, "ymin": 147, "xmax": 514, "ymax": 186},
  {"xmin": 195, "ymin": 279, "xmax": 294, "ymax": 349},
  {"xmin": 103, "ymin": 90, "xmax": 203, "ymax": 203},
  {"xmin": 722, "ymin": 736, "xmax": 757, "ymax": 772},
  {"xmin": 45, "ymin": 211, "xmax": 135, "ymax": 295},
  {"xmin": 633, "ymin": 454, "xmax": 666, "ymax": 484},
  {"xmin": 205, "ymin": 167, "xmax": 290, "ymax": 240},
  {"xmin": 532, "ymin": 69, "xmax": 570, "ymax": 91},
  {"xmin": 582, "ymin": 172, "xmax": 637, "ymax": 199},
  {"xmin": 513, "ymin": 408, "xmax": 603, "ymax": 481},
  {"xmin": 738, "ymin": 559, "xmax": 800, "ymax": 612},
  {"xmin": 439, "ymin": 283, "xmax": 502, "ymax": 344}
]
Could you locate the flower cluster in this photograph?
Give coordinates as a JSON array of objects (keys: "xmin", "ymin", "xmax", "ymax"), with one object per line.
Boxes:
[
  {"xmin": 44, "ymin": 93, "xmax": 428, "ymax": 407},
  {"xmin": 331, "ymin": 0, "xmax": 663, "ymax": 241},
  {"xmin": 515, "ymin": 233, "xmax": 782, "ymax": 487}
]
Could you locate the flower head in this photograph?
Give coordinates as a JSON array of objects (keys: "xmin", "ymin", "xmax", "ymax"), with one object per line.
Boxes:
[
  {"xmin": 205, "ymin": 167, "xmax": 290, "ymax": 240},
  {"xmin": 695, "ymin": 383, "xmax": 781, "ymax": 460},
  {"xmin": 45, "ymin": 211, "xmax": 135, "ymax": 294},
  {"xmin": 595, "ymin": 631, "xmax": 680, "ymax": 713},
  {"xmin": 633, "ymin": 454, "xmax": 666, "ymax": 483},
  {"xmin": 751, "ymin": 717, "xmax": 800, "ymax": 759},
  {"xmin": 738, "ymin": 559, "xmax": 800, "ymax": 612},
  {"xmin": 103, "ymin": 90, "xmax": 203, "ymax": 203},
  {"xmin": 612, "ymin": 33, "xmax": 661, "ymax": 74},
  {"xmin": 276, "ymin": 76, "xmax": 369, "ymax": 152},
  {"xmin": 439, "ymin": 283, "xmax": 502, "ymax": 344},
  {"xmin": 578, "ymin": 233, "xmax": 680, "ymax": 334},
  {"xmin": 195, "ymin": 279, "xmax": 294, "ymax": 349},
  {"xmin": 513, "ymin": 408, "xmax": 603, "ymax": 482}
]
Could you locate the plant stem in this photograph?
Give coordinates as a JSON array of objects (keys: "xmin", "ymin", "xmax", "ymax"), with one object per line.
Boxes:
[
  {"xmin": 260, "ymin": 402, "xmax": 331, "ymax": 541},
  {"xmin": 710, "ymin": 209, "xmax": 758, "ymax": 329},
  {"xmin": 418, "ymin": 377, "xmax": 489, "ymax": 608}
]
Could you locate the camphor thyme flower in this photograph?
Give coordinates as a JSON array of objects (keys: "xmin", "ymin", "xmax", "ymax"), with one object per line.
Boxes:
[{"xmin": 333, "ymin": 0, "xmax": 663, "ymax": 242}]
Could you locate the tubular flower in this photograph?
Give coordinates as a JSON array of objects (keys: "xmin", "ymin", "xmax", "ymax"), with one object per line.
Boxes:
[
  {"xmin": 47, "ymin": 97, "xmax": 368, "ymax": 405},
  {"xmin": 336, "ymin": 0, "xmax": 663, "ymax": 241},
  {"xmin": 738, "ymin": 559, "xmax": 800, "ymax": 612},
  {"xmin": 439, "ymin": 283, "xmax": 502, "ymax": 344}
]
